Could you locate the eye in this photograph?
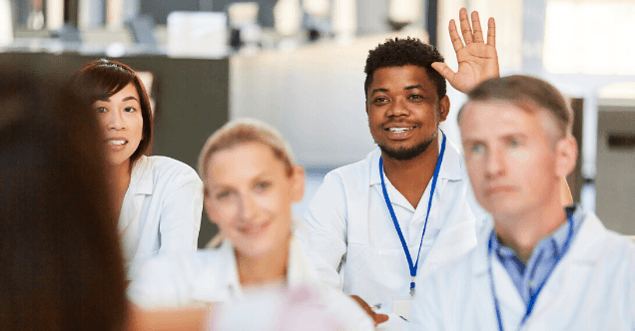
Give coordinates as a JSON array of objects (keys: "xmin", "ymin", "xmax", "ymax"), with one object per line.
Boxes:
[
  {"xmin": 409, "ymin": 94, "xmax": 423, "ymax": 101},
  {"xmin": 124, "ymin": 107, "xmax": 136, "ymax": 113},
  {"xmin": 470, "ymin": 143, "xmax": 485, "ymax": 154},
  {"xmin": 95, "ymin": 107, "xmax": 107, "ymax": 113},
  {"xmin": 215, "ymin": 189, "xmax": 233, "ymax": 200},
  {"xmin": 254, "ymin": 180, "xmax": 271, "ymax": 192},
  {"xmin": 373, "ymin": 97, "xmax": 389, "ymax": 104},
  {"xmin": 508, "ymin": 138, "xmax": 520, "ymax": 148}
]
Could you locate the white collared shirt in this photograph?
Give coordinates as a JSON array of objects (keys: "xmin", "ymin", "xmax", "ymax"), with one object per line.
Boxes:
[
  {"xmin": 119, "ymin": 155, "xmax": 203, "ymax": 280},
  {"xmin": 128, "ymin": 235, "xmax": 375, "ymax": 331},
  {"xmin": 300, "ymin": 138, "xmax": 480, "ymax": 319},
  {"xmin": 408, "ymin": 211, "xmax": 635, "ymax": 331}
]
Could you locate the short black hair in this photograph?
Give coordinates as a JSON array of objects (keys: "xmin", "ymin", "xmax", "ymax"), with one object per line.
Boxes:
[{"xmin": 364, "ymin": 37, "xmax": 446, "ymax": 100}]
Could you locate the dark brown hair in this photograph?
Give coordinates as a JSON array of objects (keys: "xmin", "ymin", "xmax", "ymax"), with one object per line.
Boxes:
[
  {"xmin": 69, "ymin": 59, "xmax": 153, "ymax": 166},
  {"xmin": 0, "ymin": 68, "xmax": 127, "ymax": 331},
  {"xmin": 364, "ymin": 37, "xmax": 446, "ymax": 100},
  {"xmin": 459, "ymin": 75, "xmax": 573, "ymax": 138}
]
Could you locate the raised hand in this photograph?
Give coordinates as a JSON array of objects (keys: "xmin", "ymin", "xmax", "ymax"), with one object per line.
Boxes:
[{"xmin": 431, "ymin": 8, "xmax": 500, "ymax": 93}]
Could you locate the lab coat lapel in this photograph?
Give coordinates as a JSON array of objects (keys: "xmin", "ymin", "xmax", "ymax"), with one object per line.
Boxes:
[
  {"xmin": 471, "ymin": 222, "xmax": 525, "ymax": 330},
  {"xmin": 118, "ymin": 156, "xmax": 153, "ymax": 233},
  {"xmin": 190, "ymin": 241, "xmax": 242, "ymax": 302},
  {"xmin": 287, "ymin": 235, "xmax": 319, "ymax": 286},
  {"xmin": 524, "ymin": 212, "xmax": 605, "ymax": 326}
]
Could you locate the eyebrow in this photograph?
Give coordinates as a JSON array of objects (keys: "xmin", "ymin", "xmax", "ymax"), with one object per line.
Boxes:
[
  {"xmin": 370, "ymin": 84, "xmax": 423, "ymax": 96},
  {"xmin": 95, "ymin": 95, "xmax": 139, "ymax": 103},
  {"xmin": 370, "ymin": 88, "xmax": 388, "ymax": 95}
]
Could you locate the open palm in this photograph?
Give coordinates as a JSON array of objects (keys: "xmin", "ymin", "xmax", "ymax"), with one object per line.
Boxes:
[{"xmin": 432, "ymin": 8, "xmax": 500, "ymax": 93}]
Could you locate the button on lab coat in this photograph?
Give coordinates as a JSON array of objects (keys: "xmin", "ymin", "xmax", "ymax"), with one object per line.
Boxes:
[
  {"xmin": 408, "ymin": 212, "xmax": 635, "ymax": 331},
  {"xmin": 300, "ymin": 138, "xmax": 479, "ymax": 323},
  {"xmin": 128, "ymin": 235, "xmax": 375, "ymax": 331},
  {"xmin": 119, "ymin": 155, "xmax": 203, "ymax": 280}
]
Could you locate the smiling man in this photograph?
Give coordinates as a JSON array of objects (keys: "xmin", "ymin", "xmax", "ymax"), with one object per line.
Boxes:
[
  {"xmin": 299, "ymin": 8, "xmax": 499, "ymax": 330},
  {"xmin": 408, "ymin": 75, "xmax": 635, "ymax": 331}
]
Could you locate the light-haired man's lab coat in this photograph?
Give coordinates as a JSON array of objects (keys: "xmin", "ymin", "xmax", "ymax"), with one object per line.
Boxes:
[{"xmin": 408, "ymin": 211, "xmax": 635, "ymax": 331}]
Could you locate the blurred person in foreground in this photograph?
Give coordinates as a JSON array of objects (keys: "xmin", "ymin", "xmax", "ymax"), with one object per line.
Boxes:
[
  {"xmin": 408, "ymin": 75, "xmax": 635, "ymax": 330},
  {"xmin": 0, "ymin": 68, "xmax": 127, "ymax": 330},
  {"xmin": 129, "ymin": 118, "xmax": 374, "ymax": 331},
  {"xmin": 69, "ymin": 59, "xmax": 203, "ymax": 281}
]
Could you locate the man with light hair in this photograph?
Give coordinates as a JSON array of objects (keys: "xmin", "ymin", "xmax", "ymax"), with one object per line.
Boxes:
[{"xmin": 408, "ymin": 75, "xmax": 635, "ymax": 330}]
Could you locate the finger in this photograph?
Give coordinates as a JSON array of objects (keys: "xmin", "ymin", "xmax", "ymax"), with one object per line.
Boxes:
[
  {"xmin": 487, "ymin": 17, "xmax": 496, "ymax": 46},
  {"xmin": 374, "ymin": 313, "xmax": 389, "ymax": 326},
  {"xmin": 471, "ymin": 11, "xmax": 484, "ymax": 43},
  {"xmin": 459, "ymin": 7, "xmax": 473, "ymax": 45},
  {"xmin": 448, "ymin": 19, "xmax": 464, "ymax": 52},
  {"xmin": 431, "ymin": 62, "xmax": 456, "ymax": 83}
]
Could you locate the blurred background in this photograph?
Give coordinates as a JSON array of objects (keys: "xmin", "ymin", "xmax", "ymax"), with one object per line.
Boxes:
[{"xmin": 1, "ymin": 0, "xmax": 633, "ymax": 245}]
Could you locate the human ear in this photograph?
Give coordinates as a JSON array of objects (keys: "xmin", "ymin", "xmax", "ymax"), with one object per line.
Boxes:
[
  {"xmin": 290, "ymin": 165, "xmax": 305, "ymax": 203},
  {"xmin": 554, "ymin": 135, "xmax": 578, "ymax": 178},
  {"xmin": 438, "ymin": 95, "xmax": 450, "ymax": 123}
]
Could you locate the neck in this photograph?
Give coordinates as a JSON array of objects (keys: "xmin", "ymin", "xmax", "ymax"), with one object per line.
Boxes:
[
  {"xmin": 236, "ymin": 232, "xmax": 291, "ymax": 286},
  {"xmin": 493, "ymin": 192, "xmax": 567, "ymax": 264},
  {"xmin": 109, "ymin": 159, "xmax": 132, "ymax": 216},
  {"xmin": 382, "ymin": 135, "xmax": 440, "ymax": 208}
]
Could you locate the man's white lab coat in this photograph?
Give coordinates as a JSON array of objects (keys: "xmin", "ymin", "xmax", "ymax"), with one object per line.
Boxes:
[{"xmin": 408, "ymin": 212, "xmax": 635, "ymax": 331}]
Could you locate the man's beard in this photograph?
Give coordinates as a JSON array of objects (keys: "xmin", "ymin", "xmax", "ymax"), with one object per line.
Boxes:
[{"xmin": 377, "ymin": 131, "xmax": 437, "ymax": 161}]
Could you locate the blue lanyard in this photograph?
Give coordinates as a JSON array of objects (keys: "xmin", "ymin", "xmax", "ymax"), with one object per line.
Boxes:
[
  {"xmin": 488, "ymin": 210, "xmax": 574, "ymax": 331},
  {"xmin": 379, "ymin": 131, "xmax": 446, "ymax": 296}
]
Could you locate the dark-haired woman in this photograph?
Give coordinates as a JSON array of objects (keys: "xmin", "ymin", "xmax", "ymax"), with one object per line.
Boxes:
[{"xmin": 70, "ymin": 59, "xmax": 203, "ymax": 280}]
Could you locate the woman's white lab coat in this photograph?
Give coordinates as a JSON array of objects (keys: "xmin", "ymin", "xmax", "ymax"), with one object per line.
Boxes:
[
  {"xmin": 408, "ymin": 211, "xmax": 635, "ymax": 331},
  {"xmin": 128, "ymin": 235, "xmax": 375, "ymax": 331},
  {"xmin": 119, "ymin": 155, "xmax": 203, "ymax": 280}
]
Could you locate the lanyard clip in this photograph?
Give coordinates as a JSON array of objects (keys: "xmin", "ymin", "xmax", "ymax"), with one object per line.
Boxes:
[{"xmin": 410, "ymin": 286, "xmax": 415, "ymax": 296}]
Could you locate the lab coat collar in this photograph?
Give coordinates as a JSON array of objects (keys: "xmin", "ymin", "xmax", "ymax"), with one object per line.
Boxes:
[
  {"xmin": 129, "ymin": 155, "xmax": 154, "ymax": 196},
  {"xmin": 189, "ymin": 233, "xmax": 318, "ymax": 302},
  {"xmin": 368, "ymin": 130, "xmax": 463, "ymax": 187},
  {"xmin": 472, "ymin": 210, "xmax": 607, "ymax": 277},
  {"xmin": 118, "ymin": 156, "xmax": 154, "ymax": 233}
]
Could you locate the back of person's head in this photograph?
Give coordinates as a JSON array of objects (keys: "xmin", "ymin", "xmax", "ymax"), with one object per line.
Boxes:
[
  {"xmin": 69, "ymin": 59, "xmax": 153, "ymax": 164},
  {"xmin": 198, "ymin": 118, "xmax": 297, "ymax": 184},
  {"xmin": 0, "ymin": 67, "xmax": 127, "ymax": 331},
  {"xmin": 460, "ymin": 75, "xmax": 573, "ymax": 139},
  {"xmin": 364, "ymin": 37, "xmax": 446, "ymax": 100}
]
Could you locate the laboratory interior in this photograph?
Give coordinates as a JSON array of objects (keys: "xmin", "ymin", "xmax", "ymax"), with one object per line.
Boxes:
[{"xmin": 2, "ymin": 0, "xmax": 634, "ymax": 245}]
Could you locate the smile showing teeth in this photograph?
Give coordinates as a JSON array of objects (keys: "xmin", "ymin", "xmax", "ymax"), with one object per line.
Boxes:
[
  {"xmin": 389, "ymin": 127, "xmax": 413, "ymax": 133},
  {"xmin": 108, "ymin": 140, "xmax": 126, "ymax": 146}
]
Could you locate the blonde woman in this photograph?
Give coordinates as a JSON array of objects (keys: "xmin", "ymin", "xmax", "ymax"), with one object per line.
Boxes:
[{"xmin": 129, "ymin": 118, "xmax": 374, "ymax": 331}]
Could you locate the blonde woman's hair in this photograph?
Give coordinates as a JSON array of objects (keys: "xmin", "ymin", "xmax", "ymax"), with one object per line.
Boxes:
[{"xmin": 197, "ymin": 118, "xmax": 297, "ymax": 185}]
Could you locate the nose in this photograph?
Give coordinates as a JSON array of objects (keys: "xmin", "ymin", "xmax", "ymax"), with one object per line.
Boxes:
[
  {"xmin": 107, "ymin": 110, "xmax": 125, "ymax": 131},
  {"xmin": 238, "ymin": 193, "xmax": 257, "ymax": 222},
  {"xmin": 485, "ymin": 146, "xmax": 505, "ymax": 179},
  {"xmin": 386, "ymin": 97, "xmax": 409, "ymax": 118}
]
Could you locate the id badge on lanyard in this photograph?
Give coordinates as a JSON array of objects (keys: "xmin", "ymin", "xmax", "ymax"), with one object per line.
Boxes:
[{"xmin": 379, "ymin": 131, "xmax": 446, "ymax": 296}]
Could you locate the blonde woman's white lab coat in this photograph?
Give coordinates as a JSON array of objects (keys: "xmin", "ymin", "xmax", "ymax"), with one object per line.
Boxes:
[
  {"xmin": 408, "ymin": 212, "xmax": 635, "ymax": 331},
  {"xmin": 119, "ymin": 155, "xmax": 203, "ymax": 280},
  {"xmin": 128, "ymin": 235, "xmax": 375, "ymax": 331}
]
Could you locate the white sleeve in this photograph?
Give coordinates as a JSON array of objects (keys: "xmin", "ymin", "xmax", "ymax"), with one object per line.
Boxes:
[
  {"xmin": 128, "ymin": 256, "xmax": 191, "ymax": 308},
  {"xmin": 298, "ymin": 171, "xmax": 348, "ymax": 290},
  {"xmin": 158, "ymin": 166, "xmax": 203, "ymax": 253}
]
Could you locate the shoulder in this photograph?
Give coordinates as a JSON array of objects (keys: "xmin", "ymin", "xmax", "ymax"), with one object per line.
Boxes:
[
  {"xmin": 136, "ymin": 155, "xmax": 203, "ymax": 187},
  {"xmin": 322, "ymin": 148, "xmax": 378, "ymax": 188},
  {"xmin": 143, "ymin": 155, "xmax": 199, "ymax": 177}
]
